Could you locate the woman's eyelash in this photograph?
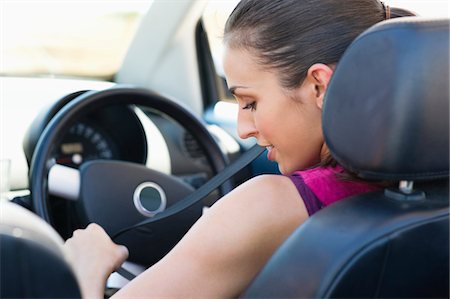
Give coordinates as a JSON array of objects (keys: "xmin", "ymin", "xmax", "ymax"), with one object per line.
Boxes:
[{"xmin": 242, "ymin": 102, "xmax": 256, "ymax": 110}]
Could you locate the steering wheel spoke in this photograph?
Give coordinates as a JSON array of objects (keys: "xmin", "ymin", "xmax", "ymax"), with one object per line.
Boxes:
[{"xmin": 48, "ymin": 164, "xmax": 80, "ymax": 201}]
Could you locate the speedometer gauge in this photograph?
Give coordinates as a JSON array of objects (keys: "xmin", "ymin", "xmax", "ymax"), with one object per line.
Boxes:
[{"xmin": 55, "ymin": 122, "xmax": 117, "ymax": 168}]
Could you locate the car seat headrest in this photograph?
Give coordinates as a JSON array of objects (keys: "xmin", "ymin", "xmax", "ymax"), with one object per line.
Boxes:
[{"xmin": 323, "ymin": 18, "xmax": 449, "ymax": 181}]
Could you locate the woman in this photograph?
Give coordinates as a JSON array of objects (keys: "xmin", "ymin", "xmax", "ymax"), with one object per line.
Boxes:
[{"xmin": 64, "ymin": 1, "xmax": 415, "ymax": 298}]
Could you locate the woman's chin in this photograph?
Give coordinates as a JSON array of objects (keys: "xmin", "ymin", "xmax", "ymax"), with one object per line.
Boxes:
[
  {"xmin": 277, "ymin": 160, "xmax": 312, "ymax": 175},
  {"xmin": 277, "ymin": 163, "xmax": 294, "ymax": 175}
]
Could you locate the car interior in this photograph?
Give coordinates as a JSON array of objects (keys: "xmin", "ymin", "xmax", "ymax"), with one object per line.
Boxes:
[{"xmin": 0, "ymin": 1, "xmax": 448, "ymax": 298}]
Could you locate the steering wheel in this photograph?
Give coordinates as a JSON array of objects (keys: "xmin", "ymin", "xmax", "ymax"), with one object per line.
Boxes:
[{"xmin": 29, "ymin": 86, "xmax": 231, "ymax": 266}]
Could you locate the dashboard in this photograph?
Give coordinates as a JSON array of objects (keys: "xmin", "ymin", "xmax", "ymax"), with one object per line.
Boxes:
[
  {"xmin": 56, "ymin": 121, "xmax": 119, "ymax": 168},
  {"xmin": 53, "ymin": 106, "xmax": 148, "ymax": 169},
  {"xmin": 21, "ymin": 89, "xmax": 236, "ymax": 194},
  {"xmin": 15, "ymin": 86, "xmax": 233, "ymax": 238},
  {"xmin": 23, "ymin": 91, "xmax": 147, "ymax": 170}
]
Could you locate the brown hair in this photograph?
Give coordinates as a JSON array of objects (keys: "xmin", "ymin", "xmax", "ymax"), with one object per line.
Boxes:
[{"xmin": 224, "ymin": 0, "xmax": 415, "ymax": 90}]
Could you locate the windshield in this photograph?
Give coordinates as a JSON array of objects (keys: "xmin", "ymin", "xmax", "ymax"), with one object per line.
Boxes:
[{"xmin": 1, "ymin": 1, "xmax": 152, "ymax": 79}]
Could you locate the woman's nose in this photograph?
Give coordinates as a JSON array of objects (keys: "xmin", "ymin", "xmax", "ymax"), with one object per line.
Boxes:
[{"xmin": 237, "ymin": 111, "xmax": 257, "ymax": 139}]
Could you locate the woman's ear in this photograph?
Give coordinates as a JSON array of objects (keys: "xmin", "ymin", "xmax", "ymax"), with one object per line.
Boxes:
[{"xmin": 306, "ymin": 63, "xmax": 334, "ymax": 109}]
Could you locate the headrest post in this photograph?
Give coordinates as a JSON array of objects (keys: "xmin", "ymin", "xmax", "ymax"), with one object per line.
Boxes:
[
  {"xmin": 385, "ymin": 180, "xmax": 425, "ymax": 201},
  {"xmin": 399, "ymin": 181, "xmax": 414, "ymax": 194}
]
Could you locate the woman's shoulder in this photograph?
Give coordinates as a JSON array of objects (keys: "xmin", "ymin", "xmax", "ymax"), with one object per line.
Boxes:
[
  {"xmin": 236, "ymin": 174, "xmax": 301, "ymax": 203},
  {"xmin": 214, "ymin": 174, "xmax": 307, "ymax": 218}
]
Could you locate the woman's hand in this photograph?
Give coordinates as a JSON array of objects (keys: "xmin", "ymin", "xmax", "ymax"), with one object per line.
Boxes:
[{"xmin": 64, "ymin": 223, "xmax": 129, "ymax": 299}]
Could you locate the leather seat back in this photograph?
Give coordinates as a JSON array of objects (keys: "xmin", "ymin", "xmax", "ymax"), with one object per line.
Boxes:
[{"xmin": 243, "ymin": 17, "xmax": 449, "ymax": 298}]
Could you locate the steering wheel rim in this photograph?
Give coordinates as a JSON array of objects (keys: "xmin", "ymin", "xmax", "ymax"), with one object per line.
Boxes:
[{"xmin": 29, "ymin": 86, "xmax": 231, "ymax": 264}]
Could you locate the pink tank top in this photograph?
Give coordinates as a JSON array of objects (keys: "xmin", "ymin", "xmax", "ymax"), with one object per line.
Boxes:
[{"xmin": 288, "ymin": 165, "xmax": 380, "ymax": 216}]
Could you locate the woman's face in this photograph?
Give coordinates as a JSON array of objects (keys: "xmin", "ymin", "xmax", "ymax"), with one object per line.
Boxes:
[{"xmin": 223, "ymin": 47, "xmax": 326, "ymax": 174}]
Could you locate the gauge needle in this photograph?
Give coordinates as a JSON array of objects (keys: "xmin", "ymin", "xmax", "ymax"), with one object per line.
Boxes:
[{"xmin": 72, "ymin": 154, "xmax": 83, "ymax": 164}]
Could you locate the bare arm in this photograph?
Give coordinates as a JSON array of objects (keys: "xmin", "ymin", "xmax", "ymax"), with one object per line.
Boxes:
[
  {"xmin": 113, "ymin": 174, "xmax": 308, "ymax": 298},
  {"xmin": 65, "ymin": 174, "xmax": 309, "ymax": 298}
]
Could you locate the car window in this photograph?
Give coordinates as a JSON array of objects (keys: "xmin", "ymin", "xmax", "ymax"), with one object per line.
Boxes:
[
  {"xmin": 1, "ymin": 1, "xmax": 153, "ymax": 79},
  {"xmin": 202, "ymin": 0, "xmax": 240, "ymax": 102}
]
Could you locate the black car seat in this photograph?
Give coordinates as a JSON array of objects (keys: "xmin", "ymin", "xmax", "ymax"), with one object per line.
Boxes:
[
  {"xmin": 0, "ymin": 200, "xmax": 80, "ymax": 298},
  {"xmin": 243, "ymin": 18, "xmax": 449, "ymax": 298}
]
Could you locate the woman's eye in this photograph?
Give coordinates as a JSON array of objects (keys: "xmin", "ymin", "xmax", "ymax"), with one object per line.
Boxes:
[{"xmin": 242, "ymin": 102, "xmax": 256, "ymax": 111}]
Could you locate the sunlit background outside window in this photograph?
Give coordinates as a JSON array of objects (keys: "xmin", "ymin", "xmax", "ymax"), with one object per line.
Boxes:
[
  {"xmin": 1, "ymin": 1, "xmax": 153, "ymax": 79},
  {"xmin": 1, "ymin": 0, "xmax": 448, "ymax": 80}
]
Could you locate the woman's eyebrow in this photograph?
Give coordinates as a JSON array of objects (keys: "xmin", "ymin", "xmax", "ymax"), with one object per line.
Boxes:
[{"xmin": 228, "ymin": 86, "xmax": 249, "ymax": 95}]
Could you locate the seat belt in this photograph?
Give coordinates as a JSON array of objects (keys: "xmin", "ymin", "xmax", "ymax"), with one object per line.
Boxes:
[{"xmin": 113, "ymin": 144, "xmax": 265, "ymax": 281}]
